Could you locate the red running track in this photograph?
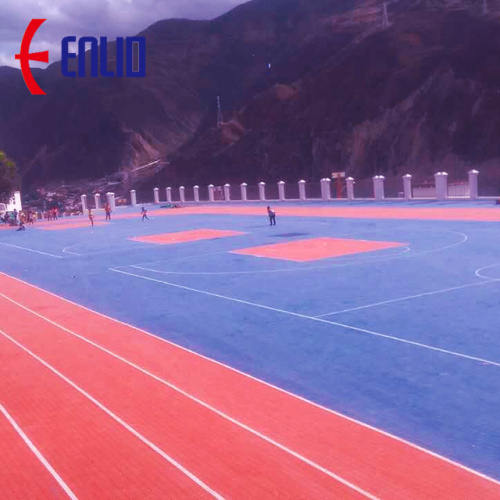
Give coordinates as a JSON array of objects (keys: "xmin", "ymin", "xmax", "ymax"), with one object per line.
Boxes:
[
  {"xmin": 34, "ymin": 204, "xmax": 500, "ymax": 229},
  {"xmin": 0, "ymin": 271, "xmax": 499, "ymax": 499},
  {"xmin": 0, "ymin": 401, "xmax": 74, "ymax": 500}
]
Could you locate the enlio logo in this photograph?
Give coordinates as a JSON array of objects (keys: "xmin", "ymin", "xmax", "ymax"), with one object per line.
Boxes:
[
  {"xmin": 61, "ymin": 36, "xmax": 146, "ymax": 78},
  {"xmin": 16, "ymin": 19, "xmax": 146, "ymax": 95}
]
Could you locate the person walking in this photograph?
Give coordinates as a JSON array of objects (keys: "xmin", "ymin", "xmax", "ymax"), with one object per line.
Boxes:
[
  {"xmin": 141, "ymin": 207, "xmax": 149, "ymax": 221},
  {"xmin": 267, "ymin": 206, "xmax": 276, "ymax": 226}
]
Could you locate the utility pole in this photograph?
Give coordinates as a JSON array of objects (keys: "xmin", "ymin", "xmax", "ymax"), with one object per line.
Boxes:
[
  {"xmin": 217, "ymin": 95, "xmax": 224, "ymax": 128},
  {"xmin": 381, "ymin": 2, "xmax": 390, "ymax": 29}
]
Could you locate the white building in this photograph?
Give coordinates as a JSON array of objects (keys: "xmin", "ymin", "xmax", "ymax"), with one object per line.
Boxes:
[{"xmin": 6, "ymin": 191, "xmax": 22, "ymax": 211}]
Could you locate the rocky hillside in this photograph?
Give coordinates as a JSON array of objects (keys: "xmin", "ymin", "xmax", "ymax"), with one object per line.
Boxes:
[{"xmin": 1, "ymin": 0, "xmax": 499, "ymax": 191}]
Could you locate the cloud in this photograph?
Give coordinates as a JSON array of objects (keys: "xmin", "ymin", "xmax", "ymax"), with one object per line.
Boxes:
[{"xmin": 0, "ymin": 0, "xmax": 246, "ymax": 68}]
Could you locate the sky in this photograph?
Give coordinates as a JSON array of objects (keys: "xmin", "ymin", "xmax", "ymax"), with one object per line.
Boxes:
[{"xmin": 0, "ymin": 0, "xmax": 247, "ymax": 68}]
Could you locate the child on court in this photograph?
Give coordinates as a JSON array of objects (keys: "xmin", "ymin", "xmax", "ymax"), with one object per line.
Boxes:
[
  {"xmin": 88, "ymin": 208, "xmax": 94, "ymax": 227},
  {"xmin": 141, "ymin": 206, "xmax": 149, "ymax": 221},
  {"xmin": 267, "ymin": 206, "xmax": 276, "ymax": 226},
  {"xmin": 105, "ymin": 203, "xmax": 111, "ymax": 221}
]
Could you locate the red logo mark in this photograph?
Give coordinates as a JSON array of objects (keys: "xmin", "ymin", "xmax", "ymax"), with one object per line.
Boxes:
[{"xmin": 15, "ymin": 19, "xmax": 49, "ymax": 95}]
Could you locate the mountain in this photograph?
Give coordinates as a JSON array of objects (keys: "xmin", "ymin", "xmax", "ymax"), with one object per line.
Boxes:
[{"xmin": 1, "ymin": 0, "xmax": 500, "ymax": 192}]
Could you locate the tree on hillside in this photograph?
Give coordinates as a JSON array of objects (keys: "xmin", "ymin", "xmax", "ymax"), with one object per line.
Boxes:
[{"xmin": 0, "ymin": 151, "xmax": 17, "ymax": 201}]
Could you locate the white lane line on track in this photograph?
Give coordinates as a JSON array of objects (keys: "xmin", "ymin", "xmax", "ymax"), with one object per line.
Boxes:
[
  {"xmin": 0, "ymin": 293, "xmax": 379, "ymax": 500},
  {"xmin": 0, "ymin": 328, "xmax": 226, "ymax": 500},
  {"xmin": 2, "ymin": 270, "xmax": 500, "ymax": 487},
  {"xmin": 0, "ymin": 402, "xmax": 79, "ymax": 500}
]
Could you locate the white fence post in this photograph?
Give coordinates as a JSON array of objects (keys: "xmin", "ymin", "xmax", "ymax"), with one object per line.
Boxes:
[
  {"xmin": 193, "ymin": 185, "xmax": 200, "ymax": 203},
  {"xmin": 435, "ymin": 172, "xmax": 448, "ymax": 200},
  {"xmin": 94, "ymin": 193, "xmax": 101, "ymax": 210},
  {"xmin": 298, "ymin": 180, "xmax": 306, "ymax": 201},
  {"xmin": 179, "ymin": 186, "xmax": 186, "ymax": 203},
  {"xmin": 106, "ymin": 192, "xmax": 116, "ymax": 210},
  {"xmin": 346, "ymin": 177, "xmax": 355, "ymax": 200},
  {"xmin": 324, "ymin": 178, "xmax": 332, "ymax": 200},
  {"xmin": 224, "ymin": 183, "xmax": 231, "ymax": 201},
  {"xmin": 208, "ymin": 184, "xmax": 215, "ymax": 202},
  {"xmin": 153, "ymin": 187, "xmax": 160, "ymax": 204},
  {"xmin": 321, "ymin": 178, "xmax": 331, "ymax": 200},
  {"xmin": 278, "ymin": 181, "xmax": 286, "ymax": 201},
  {"xmin": 166, "ymin": 187, "xmax": 172, "ymax": 203},
  {"xmin": 468, "ymin": 170, "xmax": 479, "ymax": 200},
  {"xmin": 373, "ymin": 175, "xmax": 385, "ymax": 200},
  {"xmin": 129, "ymin": 190, "xmax": 136, "ymax": 207},
  {"xmin": 81, "ymin": 194, "xmax": 88, "ymax": 212},
  {"xmin": 240, "ymin": 183, "xmax": 248, "ymax": 201},
  {"xmin": 259, "ymin": 182, "xmax": 266, "ymax": 201},
  {"xmin": 403, "ymin": 174, "xmax": 412, "ymax": 200}
]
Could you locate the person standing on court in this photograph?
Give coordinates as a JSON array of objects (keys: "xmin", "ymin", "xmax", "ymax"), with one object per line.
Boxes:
[
  {"xmin": 141, "ymin": 206, "xmax": 149, "ymax": 221},
  {"xmin": 105, "ymin": 202, "xmax": 111, "ymax": 221},
  {"xmin": 267, "ymin": 206, "xmax": 276, "ymax": 226},
  {"xmin": 88, "ymin": 208, "xmax": 94, "ymax": 227}
]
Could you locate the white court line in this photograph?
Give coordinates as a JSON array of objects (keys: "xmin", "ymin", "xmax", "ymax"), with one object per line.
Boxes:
[
  {"xmin": 315, "ymin": 279, "xmax": 500, "ymax": 318},
  {"xmin": 62, "ymin": 246, "xmax": 83, "ymax": 256},
  {"xmin": 416, "ymin": 231, "xmax": 468, "ymax": 255},
  {"xmin": 2, "ymin": 272, "xmax": 499, "ymax": 488},
  {"xmin": 476, "ymin": 263, "xmax": 500, "ymax": 280},
  {"xmin": 63, "ymin": 236, "xmax": 157, "ymax": 257},
  {"xmin": 0, "ymin": 292, "xmax": 378, "ymax": 500},
  {"xmin": 0, "ymin": 402, "xmax": 79, "ymax": 500},
  {"xmin": 110, "ymin": 267, "xmax": 500, "ymax": 369},
  {"xmin": 0, "ymin": 242, "xmax": 63, "ymax": 259},
  {"xmin": 0, "ymin": 328, "xmax": 225, "ymax": 500}
]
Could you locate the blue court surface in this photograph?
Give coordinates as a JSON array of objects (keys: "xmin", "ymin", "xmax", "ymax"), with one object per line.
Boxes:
[{"xmin": 1, "ymin": 201, "xmax": 499, "ymax": 480}]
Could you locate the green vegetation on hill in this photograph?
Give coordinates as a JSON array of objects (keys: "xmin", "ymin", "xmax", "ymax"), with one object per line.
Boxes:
[{"xmin": 0, "ymin": 150, "xmax": 17, "ymax": 201}]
